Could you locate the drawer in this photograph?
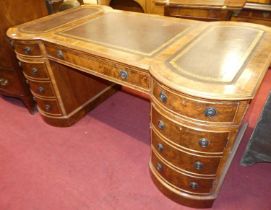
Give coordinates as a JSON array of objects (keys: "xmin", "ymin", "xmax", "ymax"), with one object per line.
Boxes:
[
  {"xmin": 28, "ymin": 80, "xmax": 55, "ymax": 97},
  {"xmin": 45, "ymin": 43, "xmax": 150, "ymax": 92},
  {"xmin": 151, "ymin": 130, "xmax": 221, "ymax": 175},
  {"xmin": 35, "ymin": 98, "xmax": 62, "ymax": 115},
  {"xmin": 234, "ymin": 10, "xmax": 251, "ymax": 18},
  {"xmin": 0, "ymin": 68, "xmax": 25, "ymax": 94},
  {"xmin": 152, "ymin": 80, "xmax": 239, "ymax": 123},
  {"xmin": 15, "ymin": 42, "xmax": 41, "ymax": 56},
  {"xmin": 251, "ymin": 10, "xmax": 271, "ymax": 20},
  {"xmin": 151, "ymin": 106, "xmax": 229, "ymax": 153},
  {"xmin": 21, "ymin": 62, "xmax": 49, "ymax": 80},
  {"xmin": 166, "ymin": 7, "xmax": 232, "ymax": 21},
  {"xmin": 151, "ymin": 151, "xmax": 214, "ymax": 194}
]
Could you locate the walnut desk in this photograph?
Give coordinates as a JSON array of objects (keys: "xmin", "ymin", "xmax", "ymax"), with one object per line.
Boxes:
[{"xmin": 7, "ymin": 5, "xmax": 271, "ymax": 208}]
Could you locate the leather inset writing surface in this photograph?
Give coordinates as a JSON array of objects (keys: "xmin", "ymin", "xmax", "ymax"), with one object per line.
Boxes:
[
  {"xmin": 60, "ymin": 13, "xmax": 192, "ymax": 56},
  {"xmin": 169, "ymin": 26, "xmax": 264, "ymax": 83},
  {"xmin": 20, "ymin": 8, "xmax": 101, "ymax": 33}
]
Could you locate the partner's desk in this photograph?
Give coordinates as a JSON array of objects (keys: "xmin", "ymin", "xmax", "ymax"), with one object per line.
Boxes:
[{"xmin": 7, "ymin": 5, "xmax": 271, "ymax": 208}]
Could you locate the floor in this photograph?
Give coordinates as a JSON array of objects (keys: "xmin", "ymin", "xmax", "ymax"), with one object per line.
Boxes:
[{"xmin": 0, "ymin": 70, "xmax": 271, "ymax": 210}]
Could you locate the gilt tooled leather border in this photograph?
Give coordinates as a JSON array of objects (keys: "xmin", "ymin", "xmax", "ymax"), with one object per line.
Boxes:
[{"xmin": 57, "ymin": 13, "xmax": 195, "ymax": 57}]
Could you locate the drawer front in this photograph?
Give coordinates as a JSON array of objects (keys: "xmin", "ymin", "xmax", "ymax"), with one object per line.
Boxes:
[
  {"xmin": 235, "ymin": 10, "xmax": 251, "ymax": 18},
  {"xmin": 45, "ymin": 43, "xmax": 150, "ymax": 91},
  {"xmin": 166, "ymin": 7, "xmax": 231, "ymax": 21},
  {"xmin": 153, "ymin": 81, "xmax": 238, "ymax": 123},
  {"xmin": 151, "ymin": 152, "xmax": 214, "ymax": 194},
  {"xmin": 35, "ymin": 98, "xmax": 62, "ymax": 115},
  {"xmin": 152, "ymin": 131, "xmax": 221, "ymax": 175},
  {"xmin": 21, "ymin": 62, "xmax": 49, "ymax": 80},
  {"xmin": 15, "ymin": 42, "xmax": 41, "ymax": 56},
  {"xmin": 0, "ymin": 68, "xmax": 25, "ymax": 94},
  {"xmin": 28, "ymin": 80, "xmax": 55, "ymax": 97},
  {"xmin": 251, "ymin": 10, "xmax": 271, "ymax": 20},
  {"xmin": 152, "ymin": 106, "xmax": 229, "ymax": 153}
]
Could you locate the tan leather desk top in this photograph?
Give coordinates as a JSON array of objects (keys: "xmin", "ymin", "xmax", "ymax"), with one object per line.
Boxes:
[{"xmin": 7, "ymin": 5, "xmax": 271, "ymax": 100}]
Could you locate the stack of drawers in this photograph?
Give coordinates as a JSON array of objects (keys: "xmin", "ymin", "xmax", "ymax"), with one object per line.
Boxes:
[
  {"xmin": 15, "ymin": 41, "xmax": 62, "ymax": 117},
  {"xmin": 149, "ymin": 80, "xmax": 248, "ymax": 207}
]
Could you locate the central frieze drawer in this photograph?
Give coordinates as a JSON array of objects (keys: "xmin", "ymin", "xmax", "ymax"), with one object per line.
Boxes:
[
  {"xmin": 151, "ymin": 130, "xmax": 221, "ymax": 175},
  {"xmin": 45, "ymin": 42, "xmax": 150, "ymax": 91},
  {"xmin": 151, "ymin": 152, "xmax": 214, "ymax": 194},
  {"xmin": 153, "ymin": 80, "xmax": 239, "ymax": 123},
  {"xmin": 151, "ymin": 106, "xmax": 229, "ymax": 154}
]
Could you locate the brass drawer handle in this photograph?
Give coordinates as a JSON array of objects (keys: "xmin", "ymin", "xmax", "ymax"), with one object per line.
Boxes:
[
  {"xmin": 23, "ymin": 46, "xmax": 31, "ymax": 55},
  {"xmin": 31, "ymin": 67, "xmax": 38, "ymax": 76},
  {"xmin": 156, "ymin": 162, "xmax": 163, "ymax": 172},
  {"xmin": 199, "ymin": 138, "xmax": 209, "ymax": 148},
  {"xmin": 189, "ymin": 181, "xmax": 199, "ymax": 190},
  {"xmin": 159, "ymin": 91, "xmax": 167, "ymax": 103},
  {"xmin": 37, "ymin": 86, "xmax": 45, "ymax": 94},
  {"xmin": 158, "ymin": 120, "xmax": 165, "ymax": 130},
  {"xmin": 157, "ymin": 143, "xmax": 164, "ymax": 152},
  {"xmin": 0, "ymin": 78, "xmax": 8, "ymax": 87},
  {"xmin": 56, "ymin": 49, "xmax": 64, "ymax": 59},
  {"xmin": 204, "ymin": 107, "xmax": 217, "ymax": 117},
  {"xmin": 44, "ymin": 104, "xmax": 51, "ymax": 112},
  {"xmin": 119, "ymin": 70, "xmax": 128, "ymax": 80},
  {"xmin": 194, "ymin": 161, "xmax": 204, "ymax": 170}
]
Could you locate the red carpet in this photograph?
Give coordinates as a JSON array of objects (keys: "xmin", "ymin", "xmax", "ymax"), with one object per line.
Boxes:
[{"xmin": 0, "ymin": 70, "xmax": 271, "ymax": 210}]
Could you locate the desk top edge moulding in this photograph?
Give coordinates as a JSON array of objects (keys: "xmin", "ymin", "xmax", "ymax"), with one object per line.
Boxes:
[
  {"xmin": 7, "ymin": 5, "xmax": 271, "ymax": 100},
  {"xmin": 7, "ymin": 5, "xmax": 271, "ymax": 208}
]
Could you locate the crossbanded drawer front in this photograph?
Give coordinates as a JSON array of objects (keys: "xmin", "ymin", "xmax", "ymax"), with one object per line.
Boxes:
[
  {"xmin": 35, "ymin": 98, "xmax": 62, "ymax": 115},
  {"xmin": 15, "ymin": 42, "xmax": 41, "ymax": 56},
  {"xmin": 45, "ymin": 43, "xmax": 150, "ymax": 92},
  {"xmin": 151, "ymin": 130, "xmax": 221, "ymax": 175},
  {"xmin": 152, "ymin": 80, "xmax": 239, "ymax": 123},
  {"xmin": 28, "ymin": 80, "xmax": 55, "ymax": 97},
  {"xmin": 152, "ymin": 106, "xmax": 229, "ymax": 154},
  {"xmin": 21, "ymin": 62, "xmax": 49, "ymax": 80},
  {"xmin": 151, "ymin": 151, "xmax": 214, "ymax": 194}
]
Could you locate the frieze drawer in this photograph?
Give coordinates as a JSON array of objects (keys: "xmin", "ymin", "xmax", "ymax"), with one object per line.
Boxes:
[
  {"xmin": 151, "ymin": 130, "xmax": 221, "ymax": 175},
  {"xmin": 151, "ymin": 106, "xmax": 229, "ymax": 154},
  {"xmin": 151, "ymin": 151, "xmax": 214, "ymax": 194},
  {"xmin": 44, "ymin": 42, "xmax": 150, "ymax": 92}
]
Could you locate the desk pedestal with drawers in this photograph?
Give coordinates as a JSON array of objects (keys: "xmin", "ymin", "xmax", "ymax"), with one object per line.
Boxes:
[{"xmin": 7, "ymin": 5, "xmax": 271, "ymax": 208}]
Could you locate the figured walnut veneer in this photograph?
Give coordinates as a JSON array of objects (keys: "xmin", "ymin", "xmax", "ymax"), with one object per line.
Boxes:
[{"xmin": 7, "ymin": 5, "xmax": 271, "ymax": 208}]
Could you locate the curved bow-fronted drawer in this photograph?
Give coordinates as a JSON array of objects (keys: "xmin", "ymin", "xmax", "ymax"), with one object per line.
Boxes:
[
  {"xmin": 21, "ymin": 61, "xmax": 49, "ymax": 80},
  {"xmin": 151, "ymin": 106, "xmax": 230, "ymax": 154},
  {"xmin": 151, "ymin": 151, "xmax": 215, "ymax": 194},
  {"xmin": 151, "ymin": 130, "xmax": 222, "ymax": 175},
  {"xmin": 152, "ymin": 80, "xmax": 243, "ymax": 124}
]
